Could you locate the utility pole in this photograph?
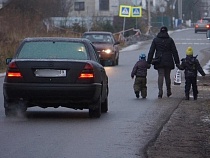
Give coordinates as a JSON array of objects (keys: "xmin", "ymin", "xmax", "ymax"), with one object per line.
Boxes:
[
  {"xmin": 146, "ymin": 0, "xmax": 151, "ymax": 34},
  {"xmin": 178, "ymin": 0, "xmax": 182, "ymax": 20}
]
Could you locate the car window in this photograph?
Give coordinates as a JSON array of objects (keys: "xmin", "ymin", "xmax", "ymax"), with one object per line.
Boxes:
[
  {"xmin": 17, "ymin": 41, "xmax": 88, "ymax": 60},
  {"xmin": 197, "ymin": 20, "xmax": 208, "ymax": 23},
  {"xmin": 83, "ymin": 34, "xmax": 113, "ymax": 43}
]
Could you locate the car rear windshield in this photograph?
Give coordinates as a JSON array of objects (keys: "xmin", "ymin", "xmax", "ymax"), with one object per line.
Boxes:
[
  {"xmin": 17, "ymin": 41, "xmax": 88, "ymax": 60},
  {"xmin": 83, "ymin": 34, "xmax": 113, "ymax": 43},
  {"xmin": 197, "ymin": 20, "xmax": 208, "ymax": 23}
]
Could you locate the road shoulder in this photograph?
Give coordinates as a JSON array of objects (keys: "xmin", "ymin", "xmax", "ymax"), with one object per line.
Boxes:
[{"xmin": 146, "ymin": 75, "xmax": 210, "ymax": 158}]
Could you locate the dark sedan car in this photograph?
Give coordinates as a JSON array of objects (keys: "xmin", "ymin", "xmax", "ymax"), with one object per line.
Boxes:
[
  {"xmin": 82, "ymin": 31, "xmax": 120, "ymax": 66},
  {"xmin": 3, "ymin": 37, "xmax": 109, "ymax": 118},
  {"xmin": 194, "ymin": 19, "xmax": 209, "ymax": 33}
]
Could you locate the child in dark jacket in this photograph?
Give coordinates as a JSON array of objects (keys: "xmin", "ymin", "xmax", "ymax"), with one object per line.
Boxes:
[
  {"xmin": 131, "ymin": 53, "xmax": 150, "ymax": 98},
  {"xmin": 179, "ymin": 47, "xmax": 206, "ymax": 100}
]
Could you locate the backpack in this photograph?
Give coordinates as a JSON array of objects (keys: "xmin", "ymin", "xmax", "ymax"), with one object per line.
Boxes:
[{"xmin": 184, "ymin": 56, "xmax": 197, "ymax": 77}]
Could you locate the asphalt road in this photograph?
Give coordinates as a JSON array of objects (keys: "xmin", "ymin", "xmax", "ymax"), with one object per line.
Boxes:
[{"xmin": 0, "ymin": 28, "xmax": 209, "ymax": 158}]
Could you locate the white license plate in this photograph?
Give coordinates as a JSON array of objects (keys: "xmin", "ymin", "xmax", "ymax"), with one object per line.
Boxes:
[{"xmin": 34, "ymin": 69, "xmax": 66, "ymax": 77}]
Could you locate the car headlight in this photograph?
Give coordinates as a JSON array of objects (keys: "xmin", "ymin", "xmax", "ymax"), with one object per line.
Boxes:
[{"xmin": 102, "ymin": 49, "xmax": 112, "ymax": 54}]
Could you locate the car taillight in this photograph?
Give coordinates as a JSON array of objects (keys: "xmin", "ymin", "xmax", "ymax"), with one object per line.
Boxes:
[
  {"xmin": 7, "ymin": 62, "xmax": 23, "ymax": 78},
  {"xmin": 195, "ymin": 24, "xmax": 198, "ymax": 28},
  {"xmin": 206, "ymin": 24, "xmax": 210, "ymax": 28},
  {"xmin": 79, "ymin": 63, "xmax": 94, "ymax": 79}
]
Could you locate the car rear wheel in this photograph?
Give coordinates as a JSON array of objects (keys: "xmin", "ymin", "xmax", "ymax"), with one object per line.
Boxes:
[
  {"xmin": 101, "ymin": 86, "xmax": 108, "ymax": 113},
  {"xmin": 101, "ymin": 97, "xmax": 108, "ymax": 113},
  {"xmin": 5, "ymin": 107, "xmax": 16, "ymax": 117},
  {"xmin": 4, "ymin": 99, "xmax": 27, "ymax": 117},
  {"xmin": 89, "ymin": 96, "xmax": 101, "ymax": 118}
]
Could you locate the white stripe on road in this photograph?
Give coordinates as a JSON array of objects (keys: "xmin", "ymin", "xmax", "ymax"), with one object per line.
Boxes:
[
  {"xmin": 175, "ymin": 42, "xmax": 210, "ymax": 45},
  {"xmin": 174, "ymin": 38, "xmax": 209, "ymax": 41}
]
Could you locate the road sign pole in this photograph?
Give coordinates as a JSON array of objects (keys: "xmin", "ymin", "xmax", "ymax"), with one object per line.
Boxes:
[{"xmin": 123, "ymin": 17, "xmax": 126, "ymax": 35}]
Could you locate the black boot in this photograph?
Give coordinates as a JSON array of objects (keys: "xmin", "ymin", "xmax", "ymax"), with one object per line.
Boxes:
[
  {"xmin": 167, "ymin": 88, "xmax": 172, "ymax": 97},
  {"xmin": 194, "ymin": 95, "xmax": 197, "ymax": 100},
  {"xmin": 158, "ymin": 90, "xmax": 163, "ymax": 98},
  {"xmin": 167, "ymin": 92, "xmax": 172, "ymax": 97},
  {"xmin": 185, "ymin": 93, "xmax": 189, "ymax": 100},
  {"xmin": 135, "ymin": 91, "xmax": 139, "ymax": 98}
]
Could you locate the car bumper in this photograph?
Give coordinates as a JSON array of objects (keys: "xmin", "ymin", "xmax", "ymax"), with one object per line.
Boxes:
[
  {"xmin": 3, "ymin": 83, "xmax": 102, "ymax": 108},
  {"xmin": 195, "ymin": 28, "xmax": 207, "ymax": 32},
  {"xmin": 99, "ymin": 53, "xmax": 115, "ymax": 61}
]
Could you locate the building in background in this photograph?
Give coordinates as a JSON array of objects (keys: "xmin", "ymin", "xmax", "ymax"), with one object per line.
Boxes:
[{"xmin": 44, "ymin": 0, "xmax": 210, "ymax": 31}]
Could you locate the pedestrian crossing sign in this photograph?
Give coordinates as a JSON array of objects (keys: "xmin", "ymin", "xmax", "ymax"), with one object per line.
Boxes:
[
  {"xmin": 119, "ymin": 5, "xmax": 131, "ymax": 17},
  {"xmin": 132, "ymin": 7, "xmax": 142, "ymax": 17}
]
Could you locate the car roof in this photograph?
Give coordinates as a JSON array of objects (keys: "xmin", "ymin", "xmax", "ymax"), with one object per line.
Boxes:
[
  {"xmin": 22, "ymin": 37, "xmax": 91, "ymax": 43},
  {"xmin": 83, "ymin": 31, "xmax": 113, "ymax": 35}
]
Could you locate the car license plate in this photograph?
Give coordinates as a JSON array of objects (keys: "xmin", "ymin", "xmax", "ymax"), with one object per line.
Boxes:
[{"xmin": 34, "ymin": 69, "xmax": 66, "ymax": 77}]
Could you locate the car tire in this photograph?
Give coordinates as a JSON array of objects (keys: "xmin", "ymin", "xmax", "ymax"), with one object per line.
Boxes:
[
  {"xmin": 89, "ymin": 96, "xmax": 101, "ymax": 118},
  {"xmin": 100, "ymin": 60, "xmax": 105, "ymax": 66},
  {"xmin": 101, "ymin": 86, "xmax": 108, "ymax": 113},
  {"xmin": 112, "ymin": 54, "xmax": 117, "ymax": 66},
  {"xmin": 4, "ymin": 99, "xmax": 15, "ymax": 117},
  {"xmin": 4, "ymin": 99, "xmax": 27, "ymax": 117},
  {"xmin": 101, "ymin": 97, "xmax": 108, "ymax": 113},
  {"xmin": 116, "ymin": 56, "xmax": 119, "ymax": 65},
  {"xmin": 5, "ymin": 107, "xmax": 16, "ymax": 117},
  {"xmin": 112, "ymin": 60, "xmax": 116, "ymax": 66}
]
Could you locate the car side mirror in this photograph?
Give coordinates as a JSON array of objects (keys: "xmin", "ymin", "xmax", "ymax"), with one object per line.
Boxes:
[
  {"xmin": 207, "ymin": 30, "xmax": 210, "ymax": 39},
  {"xmin": 6, "ymin": 58, "xmax": 12, "ymax": 65}
]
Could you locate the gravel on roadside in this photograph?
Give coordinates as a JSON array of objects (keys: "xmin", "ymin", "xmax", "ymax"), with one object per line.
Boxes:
[{"xmin": 146, "ymin": 75, "xmax": 210, "ymax": 158}]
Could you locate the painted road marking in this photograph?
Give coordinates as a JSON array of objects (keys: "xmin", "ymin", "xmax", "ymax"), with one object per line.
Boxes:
[
  {"xmin": 174, "ymin": 38, "xmax": 210, "ymax": 45},
  {"xmin": 175, "ymin": 42, "xmax": 210, "ymax": 45}
]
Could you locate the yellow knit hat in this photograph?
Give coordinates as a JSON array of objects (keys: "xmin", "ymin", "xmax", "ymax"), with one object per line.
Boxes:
[{"xmin": 186, "ymin": 47, "xmax": 193, "ymax": 56}]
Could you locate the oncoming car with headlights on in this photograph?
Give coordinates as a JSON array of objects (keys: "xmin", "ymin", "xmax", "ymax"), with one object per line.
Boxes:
[
  {"xmin": 3, "ymin": 37, "xmax": 109, "ymax": 118},
  {"xmin": 82, "ymin": 31, "xmax": 120, "ymax": 66}
]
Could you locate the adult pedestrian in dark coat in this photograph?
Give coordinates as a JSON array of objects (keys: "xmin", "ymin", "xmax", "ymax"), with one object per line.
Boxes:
[{"xmin": 147, "ymin": 26, "xmax": 180, "ymax": 98}]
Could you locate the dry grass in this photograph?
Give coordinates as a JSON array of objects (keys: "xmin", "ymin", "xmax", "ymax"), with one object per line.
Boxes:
[{"xmin": 0, "ymin": 9, "xmax": 83, "ymax": 72}]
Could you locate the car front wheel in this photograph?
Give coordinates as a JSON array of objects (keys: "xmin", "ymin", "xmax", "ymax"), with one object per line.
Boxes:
[
  {"xmin": 116, "ymin": 56, "xmax": 119, "ymax": 65},
  {"xmin": 112, "ymin": 54, "xmax": 118, "ymax": 66}
]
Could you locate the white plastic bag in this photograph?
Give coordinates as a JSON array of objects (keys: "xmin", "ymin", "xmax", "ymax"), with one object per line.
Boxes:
[{"xmin": 174, "ymin": 69, "xmax": 182, "ymax": 85}]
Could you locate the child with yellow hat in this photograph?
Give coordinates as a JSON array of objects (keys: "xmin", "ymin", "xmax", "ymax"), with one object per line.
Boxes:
[
  {"xmin": 179, "ymin": 46, "xmax": 205, "ymax": 100},
  {"xmin": 186, "ymin": 46, "xmax": 193, "ymax": 56}
]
